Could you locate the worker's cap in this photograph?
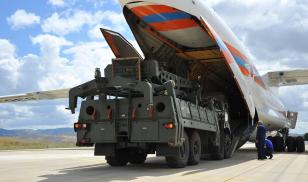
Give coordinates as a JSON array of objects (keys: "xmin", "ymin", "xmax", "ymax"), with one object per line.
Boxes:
[{"xmin": 257, "ymin": 121, "xmax": 263, "ymax": 125}]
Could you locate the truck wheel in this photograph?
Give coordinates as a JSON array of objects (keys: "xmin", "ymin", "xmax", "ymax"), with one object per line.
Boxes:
[
  {"xmin": 286, "ymin": 136, "xmax": 296, "ymax": 152},
  {"xmin": 129, "ymin": 153, "xmax": 147, "ymax": 164},
  {"xmin": 106, "ymin": 150, "xmax": 128, "ymax": 166},
  {"xmin": 188, "ymin": 131, "xmax": 201, "ymax": 165},
  {"xmin": 296, "ymin": 136, "xmax": 305, "ymax": 153},
  {"xmin": 165, "ymin": 131, "xmax": 189, "ymax": 168},
  {"xmin": 224, "ymin": 132, "xmax": 232, "ymax": 159}
]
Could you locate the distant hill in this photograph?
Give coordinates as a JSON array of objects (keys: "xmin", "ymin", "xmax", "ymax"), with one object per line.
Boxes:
[
  {"xmin": 0, "ymin": 128, "xmax": 76, "ymax": 149},
  {"xmin": 0, "ymin": 128, "xmax": 75, "ymax": 142}
]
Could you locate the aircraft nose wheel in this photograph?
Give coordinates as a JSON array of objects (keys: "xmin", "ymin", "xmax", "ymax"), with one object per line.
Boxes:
[
  {"xmin": 296, "ymin": 136, "xmax": 305, "ymax": 153},
  {"xmin": 224, "ymin": 132, "xmax": 232, "ymax": 159}
]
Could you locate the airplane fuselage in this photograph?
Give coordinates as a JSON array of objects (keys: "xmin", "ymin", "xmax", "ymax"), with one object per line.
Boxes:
[{"xmin": 118, "ymin": 0, "xmax": 289, "ymax": 131}]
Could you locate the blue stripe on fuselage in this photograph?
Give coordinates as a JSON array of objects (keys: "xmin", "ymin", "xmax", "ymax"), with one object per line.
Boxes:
[
  {"xmin": 232, "ymin": 54, "xmax": 247, "ymax": 69},
  {"xmin": 142, "ymin": 12, "xmax": 191, "ymax": 23}
]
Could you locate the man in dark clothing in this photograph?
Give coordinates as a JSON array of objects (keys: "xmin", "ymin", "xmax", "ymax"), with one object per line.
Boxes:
[
  {"xmin": 264, "ymin": 139, "xmax": 274, "ymax": 159},
  {"xmin": 256, "ymin": 121, "xmax": 266, "ymax": 160}
]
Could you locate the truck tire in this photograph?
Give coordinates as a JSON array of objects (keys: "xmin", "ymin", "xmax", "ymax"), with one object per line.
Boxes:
[
  {"xmin": 224, "ymin": 132, "xmax": 232, "ymax": 159},
  {"xmin": 286, "ymin": 136, "xmax": 296, "ymax": 152},
  {"xmin": 129, "ymin": 153, "xmax": 147, "ymax": 164},
  {"xmin": 165, "ymin": 131, "xmax": 189, "ymax": 168},
  {"xmin": 296, "ymin": 136, "xmax": 305, "ymax": 153},
  {"xmin": 188, "ymin": 131, "xmax": 201, "ymax": 165},
  {"xmin": 106, "ymin": 150, "xmax": 128, "ymax": 166}
]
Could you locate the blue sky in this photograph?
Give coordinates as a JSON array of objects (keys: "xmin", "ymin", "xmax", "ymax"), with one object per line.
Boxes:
[
  {"xmin": 0, "ymin": 0, "xmax": 132, "ymax": 56},
  {"xmin": 0, "ymin": 0, "xmax": 134, "ymax": 129},
  {"xmin": 0, "ymin": 0, "xmax": 308, "ymax": 134}
]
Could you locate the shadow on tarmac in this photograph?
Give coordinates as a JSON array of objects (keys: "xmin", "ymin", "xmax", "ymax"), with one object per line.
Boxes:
[{"xmin": 38, "ymin": 147, "xmax": 308, "ymax": 182}]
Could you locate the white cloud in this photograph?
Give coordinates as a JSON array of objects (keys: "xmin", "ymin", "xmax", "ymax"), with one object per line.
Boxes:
[
  {"xmin": 0, "ymin": 39, "xmax": 16, "ymax": 59},
  {"xmin": 7, "ymin": 9, "xmax": 40, "ymax": 30},
  {"xmin": 28, "ymin": 34, "xmax": 114, "ymax": 91},
  {"xmin": 42, "ymin": 11, "xmax": 94, "ymax": 35},
  {"xmin": 0, "ymin": 34, "xmax": 113, "ymax": 128},
  {"xmin": 48, "ymin": 0, "xmax": 66, "ymax": 7},
  {"xmin": 0, "ymin": 39, "xmax": 22, "ymax": 92},
  {"xmin": 13, "ymin": 105, "xmax": 34, "ymax": 117},
  {"xmin": 88, "ymin": 24, "xmax": 111, "ymax": 40},
  {"xmin": 0, "ymin": 101, "xmax": 78, "ymax": 129},
  {"xmin": 42, "ymin": 10, "xmax": 126, "ymax": 36},
  {"xmin": 102, "ymin": 10, "xmax": 127, "ymax": 32},
  {"xmin": 290, "ymin": 122, "xmax": 308, "ymax": 134},
  {"xmin": 56, "ymin": 104, "xmax": 69, "ymax": 114},
  {"xmin": 31, "ymin": 34, "xmax": 72, "ymax": 60},
  {"xmin": 87, "ymin": 0, "xmax": 118, "ymax": 8}
]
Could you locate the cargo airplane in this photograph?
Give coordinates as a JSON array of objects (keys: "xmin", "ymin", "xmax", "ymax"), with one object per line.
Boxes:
[{"xmin": 0, "ymin": 0, "xmax": 307, "ymax": 167}]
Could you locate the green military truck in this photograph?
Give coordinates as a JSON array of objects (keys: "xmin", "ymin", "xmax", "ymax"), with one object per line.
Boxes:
[{"xmin": 69, "ymin": 56, "xmax": 235, "ymax": 168}]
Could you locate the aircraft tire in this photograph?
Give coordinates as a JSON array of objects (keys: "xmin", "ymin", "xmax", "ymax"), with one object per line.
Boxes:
[
  {"xmin": 286, "ymin": 136, "xmax": 296, "ymax": 152},
  {"xmin": 224, "ymin": 132, "xmax": 232, "ymax": 159},
  {"xmin": 188, "ymin": 131, "xmax": 201, "ymax": 165},
  {"xmin": 211, "ymin": 131, "xmax": 225, "ymax": 160},
  {"xmin": 165, "ymin": 130, "xmax": 189, "ymax": 168},
  {"xmin": 296, "ymin": 136, "xmax": 305, "ymax": 153},
  {"xmin": 273, "ymin": 136, "xmax": 284, "ymax": 152}
]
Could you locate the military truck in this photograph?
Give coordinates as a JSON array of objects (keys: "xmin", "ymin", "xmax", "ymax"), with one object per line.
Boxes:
[{"xmin": 69, "ymin": 55, "xmax": 236, "ymax": 168}]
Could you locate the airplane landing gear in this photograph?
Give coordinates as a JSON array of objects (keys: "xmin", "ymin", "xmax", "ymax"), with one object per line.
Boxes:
[{"xmin": 268, "ymin": 128, "xmax": 306, "ymax": 153}]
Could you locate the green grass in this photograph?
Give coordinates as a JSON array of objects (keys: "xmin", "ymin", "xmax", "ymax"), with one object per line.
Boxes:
[{"xmin": 0, "ymin": 137, "xmax": 76, "ymax": 150}]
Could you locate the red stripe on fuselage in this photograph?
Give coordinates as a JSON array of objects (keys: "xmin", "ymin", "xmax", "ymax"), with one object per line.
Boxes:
[
  {"xmin": 225, "ymin": 42, "xmax": 248, "ymax": 63},
  {"xmin": 224, "ymin": 42, "xmax": 267, "ymax": 89},
  {"xmin": 239, "ymin": 65, "xmax": 250, "ymax": 76},
  {"xmin": 221, "ymin": 50, "xmax": 234, "ymax": 64},
  {"xmin": 149, "ymin": 19, "xmax": 198, "ymax": 31},
  {"xmin": 131, "ymin": 5, "xmax": 178, "ymax": 18},
  {"xmin": 254, "ymin": 76, "xmax": 267, "ymax": 89}
]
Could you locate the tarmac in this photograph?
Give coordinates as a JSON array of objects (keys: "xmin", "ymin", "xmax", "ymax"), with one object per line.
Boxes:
[{"xmin": 0, "ymin": 142, "xmax": 307, "ymax": 182}]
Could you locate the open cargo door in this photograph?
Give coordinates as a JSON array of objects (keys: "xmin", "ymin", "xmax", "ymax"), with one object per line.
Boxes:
[{"xmin": 100, "ymin": 28, "xmax": 142, "ymax": 59}]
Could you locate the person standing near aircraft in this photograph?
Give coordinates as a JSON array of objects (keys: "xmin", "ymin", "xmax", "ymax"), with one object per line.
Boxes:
[
  {"xmin": 256, "ymin": 122, "xmax": 267, "ymax": 160},
  {"xmin": 264, "ymin": 139, "xmax": 274, "ymax": 159}
]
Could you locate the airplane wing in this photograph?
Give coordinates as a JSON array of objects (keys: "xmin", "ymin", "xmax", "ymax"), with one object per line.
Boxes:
[
  {"xmin": 100, "ymin": 28, "xmax": 142, "ymax": 59},
  {"xmin": 264, "ymin": 69, "xmax": 308, "ymax": 87},
  {"xmin": 0, "ymin": 89, "xmax": 69, "ymax": 103}
]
